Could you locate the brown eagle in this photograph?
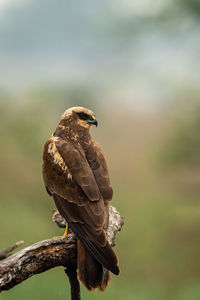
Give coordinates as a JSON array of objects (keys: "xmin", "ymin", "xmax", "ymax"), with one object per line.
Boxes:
[{"xmin": 42, "ymin": 106, "xmax": 119, "ymax": 291}]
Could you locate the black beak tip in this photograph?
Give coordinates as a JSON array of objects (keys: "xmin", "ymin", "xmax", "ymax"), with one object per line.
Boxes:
[{"xmin": 88, "ymin": 119, "xmax": 98, "ymax": 127}]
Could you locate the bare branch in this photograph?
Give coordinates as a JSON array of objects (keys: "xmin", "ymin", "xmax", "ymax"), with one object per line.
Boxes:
[
  {"xmin": 0, "ymin": 234, "xmax": 77, "ymax": 292},
  {"xmin": 0, "ymin": 206, "xmax": 124, "ymax": 297},
  {"xmin": 0, "ymin": 241, "xmax": 24, "ymax": 261}
]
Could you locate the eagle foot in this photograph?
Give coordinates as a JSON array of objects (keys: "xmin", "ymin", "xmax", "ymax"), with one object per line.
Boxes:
[{"xmin": 53, "ymin": 224, "xmax": 69, "ymax": 238}]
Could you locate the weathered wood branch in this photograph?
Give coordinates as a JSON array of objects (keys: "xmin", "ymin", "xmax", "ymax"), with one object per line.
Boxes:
[
  {"xmin": 0, "ymin": 234, "xmax": 77, "ymax": 292},
  {"xmin": 0, "ymin": 206, "xmax": 124, "ymax": 298},
  {"xmin": 0, "ymin": 241, "xmax": 24, "ymax": 261}
]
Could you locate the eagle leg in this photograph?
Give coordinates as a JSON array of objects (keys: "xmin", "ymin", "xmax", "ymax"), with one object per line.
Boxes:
[
  {"xmin": 54, "ymin": 223, "xmax": 69, "ymax": 238},
  {"xmin": 63, "ymin": 223, "xmax": 69, "ymax": 237}
]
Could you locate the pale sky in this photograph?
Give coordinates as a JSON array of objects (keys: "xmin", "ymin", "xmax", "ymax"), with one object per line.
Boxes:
[
  {"xmin": 0, "ymin": 0, "xmax": 169, "ymax": 14},
  {"xmin": 0, "ymin": 0, "xmax": 13, "ymax": 9},
  {"xmin": 0, "ymin": 0, "xmax": 199, "ymax": 113},
  {"xmin": 0, "ymin": 0, "xmax": 24, "ymax": 11}
]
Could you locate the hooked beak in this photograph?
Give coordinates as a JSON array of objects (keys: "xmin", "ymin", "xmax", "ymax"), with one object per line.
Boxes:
[{"xmin": 88, "ymin": 118, "xmax": 98, "ymax": 127}]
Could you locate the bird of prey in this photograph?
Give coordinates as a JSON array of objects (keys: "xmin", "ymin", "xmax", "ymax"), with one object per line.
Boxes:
[{"xmin": 42, "ymin": 106, "xmax": 119, "ymax": 291}]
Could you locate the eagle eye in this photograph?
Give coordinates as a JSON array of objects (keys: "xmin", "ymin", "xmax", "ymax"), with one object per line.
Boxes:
[{"xmin": 77, "ymin": 112, "xmax": 92, "ymax": 121}]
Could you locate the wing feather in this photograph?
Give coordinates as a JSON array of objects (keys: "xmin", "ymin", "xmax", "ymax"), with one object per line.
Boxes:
[
  {"xmin": 53, "ymin": 193, "xmax": 119, "ymax": 275},
  {"xmin": 44, "ymin": 136, "xmax": 118, "ymax": 274},
  {"xmin": 55, "ymin": 139, "xmax": 101, "ymax": 202},
  {"xmin": 86, "ymin": 140, "xmax": 113, "ymax": 202}
]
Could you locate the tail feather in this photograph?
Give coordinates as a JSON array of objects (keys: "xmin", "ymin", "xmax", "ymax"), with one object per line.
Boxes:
[
  {"xmin": 79, "ymin": 235, "xmax": 119, "ymax": 275},
  {"xmin": 99, "ymin": 267, "xmax": 110, "ymax": 291},
  {"xmin": 69, "ymin": 221, "xmax": 119, "ymax": 275},
  {"xmin": 77, "ymin": 239, "xmax": 110, "ymax": 291},
  {"xmin": 53, "ymin": 193, "xmax": 119, "ymax": 290}
]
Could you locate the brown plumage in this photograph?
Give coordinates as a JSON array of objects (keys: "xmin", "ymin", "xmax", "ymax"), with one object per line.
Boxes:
[{"xmin": 42, "ymin": 106, "xmax": 119, "ymax": 291}]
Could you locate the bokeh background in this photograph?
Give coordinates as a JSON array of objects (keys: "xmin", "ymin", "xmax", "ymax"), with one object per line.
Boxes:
[{"xmin": 1, "ymin": 1, "xmax": 200, "ymax": 299}]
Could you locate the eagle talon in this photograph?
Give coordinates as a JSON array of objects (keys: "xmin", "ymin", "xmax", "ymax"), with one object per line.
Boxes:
[{"xmin": 53, "ymin": 224, "xmax": 69, "ymax": 238}]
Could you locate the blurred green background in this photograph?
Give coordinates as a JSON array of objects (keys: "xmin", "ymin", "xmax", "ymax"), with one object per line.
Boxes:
[{"xmin": 1, "ymin": 1, "xmax": 200, "ymax": 299}]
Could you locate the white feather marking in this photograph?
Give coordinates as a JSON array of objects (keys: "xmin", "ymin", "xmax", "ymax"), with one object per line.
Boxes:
[{"xmin": 48, "ymin": 141, "xmax": 72, "ymax": 178}]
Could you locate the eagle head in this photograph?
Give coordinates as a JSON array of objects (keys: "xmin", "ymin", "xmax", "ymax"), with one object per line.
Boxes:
[{"xmin": 60, "ymin": 106, "xmax": 98, "ymax": 129}]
